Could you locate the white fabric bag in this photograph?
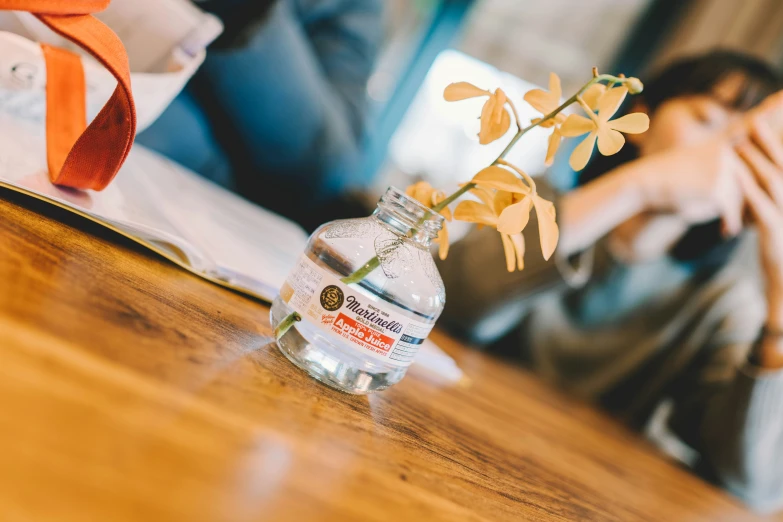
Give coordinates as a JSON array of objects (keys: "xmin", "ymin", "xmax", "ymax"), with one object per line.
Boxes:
[{"xmin": 0, "ymin": 0, "xmax": 222, "ymax": 133}]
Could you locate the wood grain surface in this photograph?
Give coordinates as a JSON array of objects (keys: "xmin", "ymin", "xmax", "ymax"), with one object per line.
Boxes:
[{"xmin": 0, "ymin": 189, "xmax": 775, "ymax": 521}]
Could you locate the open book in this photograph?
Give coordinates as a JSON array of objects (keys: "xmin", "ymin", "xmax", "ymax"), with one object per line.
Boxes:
[{"xmin": 0, "ymin": 115, "xmax": 309, "ymax": 302}]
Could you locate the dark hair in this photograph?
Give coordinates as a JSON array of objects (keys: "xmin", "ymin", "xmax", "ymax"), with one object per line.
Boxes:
[
  {"xmin": 576, "ymin": 50, "xmax": 782, "ymax": 264},
  {"xmin": 643, "ymin": 50, "xmax": 781, "ymax": 113}
]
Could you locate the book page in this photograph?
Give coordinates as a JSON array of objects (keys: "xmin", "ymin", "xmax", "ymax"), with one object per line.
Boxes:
[
  {"xmin": 0, "ymin": 117, "xmax": 195, "ymax": 249},
  {"xmin": 130, "ymin": 147, "xmax": 310, "ymax": 299},
  {"xmin": 0, "ymin": 112, "xmax": 309, "ymax": 301}
]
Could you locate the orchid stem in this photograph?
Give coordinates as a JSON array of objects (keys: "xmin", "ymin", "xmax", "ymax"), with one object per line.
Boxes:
[
  {"xmin": 274, "ymin": 311, "xmax": 301, "ymax": 341},
  {"xmin": 507, "ymin": 98, "xmax": 523, "ymax": 133}
]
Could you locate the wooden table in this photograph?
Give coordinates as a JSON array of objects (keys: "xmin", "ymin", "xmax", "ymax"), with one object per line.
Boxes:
[{"xmin": 0, "ymin": 189, "xmax": 775, "ymax": 522}]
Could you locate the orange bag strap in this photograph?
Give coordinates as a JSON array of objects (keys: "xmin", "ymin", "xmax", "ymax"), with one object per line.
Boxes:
[{"xmin": 0, "ymin": 0, "xmax": 136, "ymax": 191}]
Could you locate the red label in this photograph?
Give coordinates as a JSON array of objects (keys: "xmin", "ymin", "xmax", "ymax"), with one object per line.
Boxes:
[{"xmin": 332, "ymin": 313, "xmax": 394, "ymax": 353}]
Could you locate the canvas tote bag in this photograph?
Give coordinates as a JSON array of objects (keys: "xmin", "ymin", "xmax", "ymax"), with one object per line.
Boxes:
[{"xmin": 0, "ymin": 0, "xmax": 220, "ymax": 191}]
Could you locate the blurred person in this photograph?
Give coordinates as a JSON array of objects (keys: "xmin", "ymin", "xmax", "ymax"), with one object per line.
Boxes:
[
  {"xmin": 137, "ymin": 0, "xmax": 383, "ymax": 230},
  {"xmin": 438, "ymin": 51, "xmax": 783, "ymax": 512}
]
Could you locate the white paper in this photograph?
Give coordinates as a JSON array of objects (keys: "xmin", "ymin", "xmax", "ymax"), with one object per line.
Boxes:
[
  {"xmin": 128, "ymin": 146, "xmax": 311, "ymax": 299},
  {"xmin": 412, "ymin": 339, "xmax": 465, "ymax": 384}
]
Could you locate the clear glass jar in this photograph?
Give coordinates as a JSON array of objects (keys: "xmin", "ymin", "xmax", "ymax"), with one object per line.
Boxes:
[{"xmin": 270, "ymin": 187, "xmax": 446, "ymax": 394}]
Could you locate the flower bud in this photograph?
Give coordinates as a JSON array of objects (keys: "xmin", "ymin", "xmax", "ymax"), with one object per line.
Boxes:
[{"xmin": 626, "ymin": 77, "xmax": 644, "ymax": 94}]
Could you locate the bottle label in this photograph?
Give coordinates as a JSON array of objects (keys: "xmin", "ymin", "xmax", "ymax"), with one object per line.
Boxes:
[{"xmin": 280, "ymin": 255, "xmax": 434, "ymax": 367}]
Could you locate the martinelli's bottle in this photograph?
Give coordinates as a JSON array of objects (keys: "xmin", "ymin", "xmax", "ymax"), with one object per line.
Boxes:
[{"xmin": 270, "ymin": 187, "xmax": 446, "ymax": 394}]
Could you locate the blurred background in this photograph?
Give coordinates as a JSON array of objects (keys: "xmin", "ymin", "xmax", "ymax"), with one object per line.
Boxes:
[{"xmin": 365, "ymin": 0, "xmax": 783, "ymax": 201}]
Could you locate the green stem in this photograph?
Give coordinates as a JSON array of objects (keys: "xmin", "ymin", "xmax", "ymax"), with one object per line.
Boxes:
[
  {"xmin": 337, "ymin": 73, "xmax": 631, "ymax": 286},
  {"xmin": 274, "ymin": 311, "xmax": 301, "ymax": 341},
  {"xmin": 341, "ymin": 256, "xmax": 382, "ymax": 285},
  {"xmin": 432, "ymin": 183, "xmax": 475, "ymax": 211}
]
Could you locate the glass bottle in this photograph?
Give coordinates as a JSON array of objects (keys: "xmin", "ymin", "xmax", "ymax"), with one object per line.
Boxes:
[{"xmin": 270, "ymin": 187, "xmax": 446, "ymax": 394}]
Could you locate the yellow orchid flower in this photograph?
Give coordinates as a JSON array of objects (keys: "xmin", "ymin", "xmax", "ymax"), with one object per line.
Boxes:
[
  {"xmin": 581, "ymin": 83, "xmax": 607, "ymax": 111},
  {"xmin": 544, "ymin": 127, "xmax": 562, "ymax": 167},
  {"xmin": 559, "ymin": 86, "xmax": 650, "ymax": 171},
  {"xmin": 454, "ymin": 165, "xmax": 559, "ymax": 265},
  {"xmin": 444, "ymin": 82, "xmax": 512, "ymax": 145},
  {"xmin": 582, "ymin": 77, "xmax": 643, "ymax": 110},
  {"xmin": 453, "ymin": 191, "xmax": 526, "ymax": 272},
  {"xmin": 524, "ymin": 73, "xmax": 568, "ymax": 166},
  {"xmin": 405, "ymin": 181, "xmax": 452, "ymax": 260},
  {"xmin": 407, "ymin": 73, "xmax": 644, "ymax": 271},
  {"xmin": 524, "ymin": 73, "xmax": 566, "ymax": 128},
  {"xmin": 489, "ymin": 163, "xmax": 559, "ymax": 261}
]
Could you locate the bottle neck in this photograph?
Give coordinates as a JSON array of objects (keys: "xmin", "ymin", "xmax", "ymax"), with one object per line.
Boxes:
[{"xmin": 374, "ymin": 187, "xmax": 443, "ymax": 247}]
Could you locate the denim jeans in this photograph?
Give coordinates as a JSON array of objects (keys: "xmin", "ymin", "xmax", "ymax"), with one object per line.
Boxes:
[{"xmin": 137, "ymin": 0, "xmax": 382, "ymax": 221}]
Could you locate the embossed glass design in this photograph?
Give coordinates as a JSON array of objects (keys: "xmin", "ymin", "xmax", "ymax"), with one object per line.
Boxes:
[{"xmin": 270, "ymin": 187, "xmax": 446, "ymax": 394}]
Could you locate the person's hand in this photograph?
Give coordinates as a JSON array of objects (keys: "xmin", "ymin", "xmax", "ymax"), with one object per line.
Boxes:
[
  {"xmin": 633, "ymin": 136, "xmax": 746, "ymax": 236},
  {"xmin": 736, "ymin": 119, "xmax": 783, "ymax": 312},
  {"xmin": 735, "ymin": 116, "xmax": 783, "ymax": 367},
  {"xmin": 601, "ymin": 134, "xmax": 749, "ymax": 263}
]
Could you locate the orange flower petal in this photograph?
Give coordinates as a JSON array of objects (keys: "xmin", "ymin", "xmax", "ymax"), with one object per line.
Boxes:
[
  {"xmin": 597, "ymin": 86, "xmax": 628, "ymax": 120},
  {"xmin": 478, "ymin": 97, "xmax": 493, "ymax": 143},
  {"xmin": 608, "ymin": 112, "xmax": 650, "ymax": 134},
  {"xmin": 509, "ymin": 232, "xmax": 525, "ymax": 270},
  {"xmin": 559, "ymin": 114, "xmax": 595, "ymax": 137},
  {"xmin": 596, "ymin": 126, "xmax": 625, "ymax": 156},
  {"xmin": 523, "ymin": 89, "xmax": 552, "ymax": 114},
  {"xmin": 454, "ymin": 200, "xmax": 498, "ymax": 226},
  {"xmin": 479, "ymin": 101, "xmax": 510, "ymax": 144},
  {"xmin": 524, "ymin": 73, "xmax": 561, "ymax": 116},
  {"xmin": 532, "ymin": 194, "xmax": 559, "ymax": 260},
  {"xmin": 582, "ymin": 84, "xmax": 606, "ymax": 111},
  {"xmin": 436, "ymin": 224, "xmax": 449, "ymax": 260},
  {"xmin": 472, "ymin": 166, "xmax": 529, "ymax": 194},
  {"xmin": 406, "ymin": 181, "xmax": 435, "ymax": 207},
  {"xmin": 470, "ymin": 187, "xmax": 496, "ymax": 209},
  {"xmin": 545, "ymin": 128, "xmax": 561, "ymax": 166},
  {"xmin": 500, "ymin": 233, "xmax": 516, "ymax": 272},
  {"xmin": 548, "ymin": 72, "xmax": 562, "ymax": 101},
  {"xmin": 493, "ymin": 89, "xmax": 508, "ymax": 123},
  {"xmin": 493, "ymin": 189, "xmax": 514, "ymax": 216},
  {"xmin": 498, "ymin": 109, "xmax": 512, "ymax": 138},
  {"xmin": 444, "ymin": 82, "xmax": 490, "ymax": 101},
  {"xmin": 569, "ymin": 131, "xmax": 597, "ymax": 171},
  {"xmin": 497, "ymin": 197, "xmax": 533, "ymax": 235},
  {"xmin": 418, "ymin": 186, "xmax": 436, "ymax": 205}
]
